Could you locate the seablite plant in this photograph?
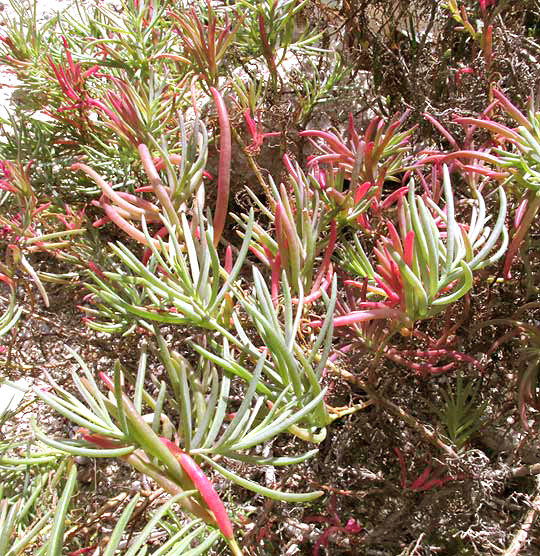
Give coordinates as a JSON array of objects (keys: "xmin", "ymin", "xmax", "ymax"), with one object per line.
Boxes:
[
  {"xmin": 454, "ymin": 89, "xmax": 540, "ymax": 278},
  {"xmin": 0, "ymin": 390, "xmax": 75, "ymax": 556},
  {"xmin": 0, "ymin": 458, "xmax": 77, "ymax": 556},
  {"xmin": 84, "ymin": 198, "xmax": 337, "ymax": 440},
  {"xmin": 32, "ymin": 328, "xmax": 329, "ymax": 555},
  {"xmin": 234, "ymin": 0, "xmax": 318, "ymax": 90},
  {"xmin": 327, "ymin": 164, "xmax": 507, "ymax": 374},
  {"xmin": 75, "ymin": 85, "xmax": 231, "ymax": 248},
  {"xmin": 169, "ymin": 1, "xmax": 244, "ymax": 87},
  {"xmin": 0, "ymin": 158, "xmax": 86, "ymax": 309},
  {"xmin": 233, "ymin": 159, "xmax": 336, "ymax": 302},
  {"xmin": 300, "ymin": 112, "xmax": 414, "ymax": 230},
  {"xmin": 81, "ymin": 203, "xmax": 253, "ymax": 335}
]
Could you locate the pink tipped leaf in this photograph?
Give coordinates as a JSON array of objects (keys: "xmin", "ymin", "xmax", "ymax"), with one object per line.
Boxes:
[
  {"xmin": 385, "ymin": 220, "xmax": 403, "ymax": 254},
  {"xmin": 99, "ymin": 196, "xmax": 160, "ymax": 248},
  {"xmin": 137, "ymin": 144, "xmax": 178, "ymax": 226},
  {"xmin": 442, "ymin": 149, "xmax": 506, "ymax": 166},
  {"xmin": 515, "ymin": 198, "xmax": 528, "ymax": 228},
  {"xmin": 493, "ymin": 89, "xmax": 532, "ymax": 130},
  {"xmin": 354, "ymin": 181, "xmax": 373, "ymax": 203},
  {"xmin": 159, "ymin": 437, "xmax": 234, "ymax": 540},
  {"xmin": 224, "ymin": 245, "xmax": 233, "ymax": 274},
  {"xmin": 210, "ymin": 87, "xmax": 231, "ymax": 247},
  {"xmin": 381, "ymin": 186, "xmax": 409, "ymax": 209},
  {"xmin": 283, "ymin": 154, "xmax": 299, "ymax": 183},
  {"xmin": 348, "ymin": 113, "xmax": 360, "ymax": 148},
  {"xmin": 453, "ymin": 119, "xmax": 522, "ymax": 143},
  {"xmin": 299, "ymin": 130, "xmax": 353, "ymax": 158},
  {"xmin": 423, "ymin": 113, "xmax": 459, "ymax": 149},
  {"xmin": 310, "ymin": 307, "xmax": 406, "ymax": 328},
  {"xmin": 404, "ymin": 231, "xmax": 415, "ymax": 268}
]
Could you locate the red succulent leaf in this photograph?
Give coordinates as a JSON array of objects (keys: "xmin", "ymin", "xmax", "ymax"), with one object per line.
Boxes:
[{"xmin": 159, "ymin": 437, "xmax": 234, "ymax": 540}]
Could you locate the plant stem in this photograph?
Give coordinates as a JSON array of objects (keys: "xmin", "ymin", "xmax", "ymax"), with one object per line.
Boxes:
[
  {"xmin": 231, "ymin": 126, "xmax": 275, "ymax": 210},
  {"xmin": 328, "ymin": 365, "xmax": 458, "ymax": 458}
]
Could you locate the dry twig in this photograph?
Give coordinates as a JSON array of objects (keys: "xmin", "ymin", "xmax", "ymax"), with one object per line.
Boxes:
[
  {"xmin": 328, "ymin": 366, "xmax": 458, "ymax": 459},
  {"xmin": 502, "ymin": 476, "xmax": 540, "ymax": 556}
]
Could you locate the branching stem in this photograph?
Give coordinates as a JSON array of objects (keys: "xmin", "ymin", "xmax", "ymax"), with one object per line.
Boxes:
[{"xmin": 328, "ymin": 365, "xmax": 458, "ymax": 458}]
